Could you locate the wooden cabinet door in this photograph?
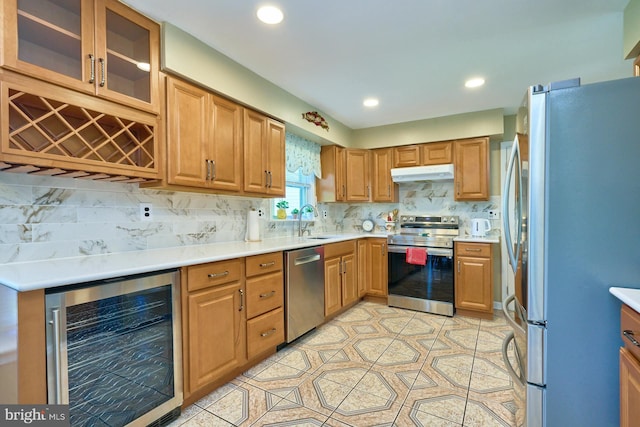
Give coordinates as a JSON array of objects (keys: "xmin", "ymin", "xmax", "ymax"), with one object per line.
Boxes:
[
  {"xmin": 393, "ymin": 145, "xmax": 420, "ymax": 167},
  {"xmin": 367, "ymin": 239, "xmax": 388, "ymax": 296},
  {"xmin": 454, "ymin": 137, "xmax": 489, "ymax": 201},
  {"xmin": 422, "ymin": 141, "xmax": 453, "ymax": 165},
  {"xmin": 166, "ymin": 77, "xmax": 208, "ymax": 187},
  {"xmin": 2, "ymin": 0, "xmax": 95, "ymax": 95},
  {"xmin": 455, "ymin": 256, "xmax": 492, "ymax": 313},
  {"xmin": 324, "ymin": 257, "xmax": 343, "ymax": 316},
  {"xmin": 345, "ymin": 149, "xmax": 370, "ymax": 201},
  {"xmin": 317, "ymin": 145, "xmax": 346, "ymax": 202},
  {"xmin": 209, "ymin": 94, "xmax": 243, "ymax": 192},
  {"xmin": 265, "ymin": 118, "xmax": 286, "ymax": 196},
  {"xmin": 371, "ymin": 148, "xmax": 398, "ymax": 202},
  {"xmin": 186, "ymin": 281, "xmax": 246, "ymax": 394},
  {"xmin": 243, "ymin": 109, "xmax": 267, "ymax": 194},
  {"xmin": 341, "ymin": 253, "xmax": 358, "ymax": 306},
  {"xmin": 94, "ymin": 0, "xmax": 160, "ymax": 112},
  {"xmin": 620, "ymin": 347, "xmax": 640, "ymax": 427},
  {"xmin": 357, "ymin": 240, "xmax": 368, "ymax": 298}
]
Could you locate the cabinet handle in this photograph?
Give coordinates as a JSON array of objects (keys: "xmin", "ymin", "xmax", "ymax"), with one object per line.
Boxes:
[
  {"xmin": 457, "ymin": 260, "xmax": 461, "ymax": 273},
  {"xmin": 88, "ymin": 54, "xmax": 95, "ymax": 84},
  {"xmin": 260, "ymin": 328, "xmax": 277, "ymax": 337},
  {"xmin": 239, "ymin": 289, "xmax": 244, "ymax": 311},
  {"xmin": 623, "ymin": 330, "xmax": 640, "ymax": 347},
  {"xmin": 99, "ymin": 57, "xmax": 106, "ymax": 87},
  {"xmin": 205, "ymin": 159, "xmax": 211, "ymax": 180},
  {"xmin": 264, "ymin": 170, "xmax": 269, "ymax": 188},
  {"xmin": 259, "ymin": 261, "xmax": 276, "ymax": 268},
  {"xmin": 211, "ymin": 160, "xmax": 216, "ymax": 180},
  {"xmin": 208, "ymin": 270, "xmax": 229, "ymax": 279},
  {"xmin": 342, "ymin": 184, "xmax": 346, "ymax": 199},
  {"xmin": 465, "ymin": 248, "xmax": 482, "ymax": 252},
  {"xmin": 268, "ymin": 171, "xmax": 273, "ymax": 188},
  {"xmin": 388, "ymin": 184, "xmax": 390, "ymax": 197},
  {"xmin": 382, "ymin": 243, "xmax": 386, "ymax": 256},
  {"xmin": 259, "ymin": 290, "xmax": 276, "ymax": 299}
]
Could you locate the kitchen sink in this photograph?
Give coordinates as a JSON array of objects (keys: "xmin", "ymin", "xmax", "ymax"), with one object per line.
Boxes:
[{"xmin": 306, "ymin": 235, "xmax": 340, "ymax": 240}]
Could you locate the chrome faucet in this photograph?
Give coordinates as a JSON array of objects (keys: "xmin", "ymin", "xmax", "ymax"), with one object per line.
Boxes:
[{"xmin": 298, "ymin": 204, "xmax": 318, "ymax": 237}]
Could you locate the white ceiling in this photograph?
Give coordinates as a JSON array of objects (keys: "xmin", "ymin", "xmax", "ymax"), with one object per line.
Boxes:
[{"xmin": 123, "ymin": 0, "xmax": 632, "ymax": 130}]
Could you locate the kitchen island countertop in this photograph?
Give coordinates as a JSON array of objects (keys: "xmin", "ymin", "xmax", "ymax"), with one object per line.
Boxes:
[{"xmin": 0, "ymin": 233, "xmax": 391, "ymax": 292}]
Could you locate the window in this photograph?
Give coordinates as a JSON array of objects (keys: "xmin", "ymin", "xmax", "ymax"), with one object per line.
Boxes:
[{"xmin": 272, "ymin": 168, "xmax": 315, "ymax": 220}]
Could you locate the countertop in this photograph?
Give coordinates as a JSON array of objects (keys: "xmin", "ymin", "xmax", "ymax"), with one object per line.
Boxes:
[
  {"xmin": 610, "ymin": 287, "xmax": 640, "ymax": 313},
  {"xmin": 0, "ymin": 233, "xmax": 382, "ymax": 292}
]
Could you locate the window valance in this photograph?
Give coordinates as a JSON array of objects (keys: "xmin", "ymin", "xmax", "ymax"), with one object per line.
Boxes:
[{"xmin": 285, "ymin": 132, "xmax": 322, "ymax": 178}]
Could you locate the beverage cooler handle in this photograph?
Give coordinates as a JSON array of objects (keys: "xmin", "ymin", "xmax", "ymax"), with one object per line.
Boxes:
[
  {"xmin": 50, "ymin": 309, "xmax": 63, "ymax": 404},
  {"xmin": 502, "ymin": 331, "xmax": 525, "ymax": 387},
  {"xmin": 502, "ymin": 135, "xmax": 523, "ymax": 274}
]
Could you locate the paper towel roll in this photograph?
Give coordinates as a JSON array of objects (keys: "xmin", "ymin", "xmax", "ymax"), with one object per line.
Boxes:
[{"xmin": 247, "ymin": 209, "xmax": 260, "ymax": 241}]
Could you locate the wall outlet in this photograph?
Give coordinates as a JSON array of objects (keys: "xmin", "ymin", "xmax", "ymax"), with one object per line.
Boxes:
[
  {"xmin": 323, "ymin": 210, "xmax": 328, "ymax": 219},
  {"xmin": 257, "ymin": 209, "xmax": 265, "ymax": 217},
  {"xmin": 140, "ymin": 203, "xmax": 153, "ymax": 221},
  {"xmin": 488, "ymin": 210, "xmax": 500, "ymax": 219}
]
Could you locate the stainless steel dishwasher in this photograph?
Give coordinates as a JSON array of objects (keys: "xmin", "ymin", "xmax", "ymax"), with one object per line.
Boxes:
[{"xmin": 285, "ymin": 246, "xmax": 325, "ymax": 342}]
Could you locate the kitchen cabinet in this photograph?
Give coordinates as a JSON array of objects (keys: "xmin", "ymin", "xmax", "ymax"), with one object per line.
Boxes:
[
  {"xmin": 165, "ymin": 76, "xmax": 243, "ymax": 192},
  {"xmin": 324, "ymin": 241, "xmax": 358, "ymax": 317},
  {"xmin": 454, "ymin": 242, "xmax": 493, "ymax": 318},
  {"xmin": 0, "ymin": 71, "xmax": 159, "ymax": 181},
  {"xmin": 317, "ymin": 145, "xmax": 346, "ymax": 202},
  {"xmin": 371, "ymin": 148, "xmax": 398, "ymax": 202},
  {"xmin": 243, "ymin": 109, "xmax": 285, "ymax": 196},
  {"xmin": 393, "ymin": 145, "xmax": 421, "ymax": 167},
  {"xmin": 421, "ymin": 141, "xmax": 453, "ymax": 165},
  {"xmin": 1, "ymin": 0, "xmax": 160, "ymax": 113},
  {"xmin": 182, "ymin": 259, "xmax": 246, "ymax": 403},
  {"xmin": 454, "ymin": 137, "xmax": 490, "ymax": 201},
  {"xmin": 345, "ymin": 149, "xmax": 371, "ymax": 201},
  {"xmin": 619, "ymin": 304, "xmax": 640, "ymax": 427},
  {"xmin": 366, "ymin": 238, "xmax": 388, "ymax": 297},
  {"xmin": 317, "ymin": 146, "xmax": 370, "ymax": 202},
  {"xmin": 245, "ymin": 252, "xmax": 285, "ymax": 360},
  {"xmin": 357, "ymin": 239, "xmax": 368, "ymax": 298}
]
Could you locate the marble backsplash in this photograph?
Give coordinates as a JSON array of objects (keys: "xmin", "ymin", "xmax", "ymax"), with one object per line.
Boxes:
[{"xmin": 0, "ymin": 172, "xmax": 500, "ymax": 264}]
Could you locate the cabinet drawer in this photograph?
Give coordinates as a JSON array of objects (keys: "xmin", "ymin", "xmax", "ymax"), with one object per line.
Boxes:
[
  {"xmin": 324, "ymin": 240, "xmax": 356, "ymax": 259},
  {"xmin": 456, "ymin": 242, "xmax": 491, "ymax": 258},
  {"xmin": 246, "ymin": 272, "xmax": 284, "ymax": 319},
  {"xmin": 246, "ymin": 252, "xmax": 283, "ymax": 277},
  {"xmin": 247, "ymin": 307, "xmax": 284, "ymax": 358},
  {"xmin": 186, "ymin": 259, "xmax": 243, "ymax": 292},
  {"xmin": 622, "ymin": 305, "xmax": 640, "ymax": 362}
]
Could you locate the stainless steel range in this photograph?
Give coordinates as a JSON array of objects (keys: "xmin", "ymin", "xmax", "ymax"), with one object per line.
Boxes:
[{"xmin": 387, "ymin": 214, "xmax": 459, "ymax": 316}]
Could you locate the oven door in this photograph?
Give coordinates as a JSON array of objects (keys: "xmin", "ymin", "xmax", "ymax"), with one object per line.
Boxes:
[{"xmin": 387, "ymin": 245, "xmax": 455, "ymax": 316}]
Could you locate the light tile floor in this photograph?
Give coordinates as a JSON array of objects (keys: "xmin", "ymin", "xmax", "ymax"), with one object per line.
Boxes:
[{"xmin": 168, "ymin": 301, "xmax": 518, "ymax": 427}]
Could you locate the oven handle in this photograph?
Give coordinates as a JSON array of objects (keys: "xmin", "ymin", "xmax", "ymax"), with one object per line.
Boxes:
[{"xmin": 387, "ymin": 245, "xmax": 452, "ymax": 257}]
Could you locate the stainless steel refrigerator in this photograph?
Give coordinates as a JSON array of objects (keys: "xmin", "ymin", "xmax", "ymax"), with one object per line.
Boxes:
[{"xmin": 502, "ymin": 77, "xmax": 640, "ymax": 427}]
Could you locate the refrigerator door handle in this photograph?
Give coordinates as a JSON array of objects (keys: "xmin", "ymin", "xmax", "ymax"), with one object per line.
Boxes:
[
  {"xmin": 502, "ymin": 294, "xmax": 526, "ymax": 336},
  {"xmin": 502, "ymin": 135, "xmax": 523, "ymax": 274},
  {"xmin": 502, "ymin": 331, "xmax": 526, "ymax": 387}
]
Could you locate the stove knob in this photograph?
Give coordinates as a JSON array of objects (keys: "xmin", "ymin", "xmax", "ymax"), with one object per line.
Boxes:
[
  {"xmin": 409, "ymin": 216, "xmax": 414, "ymax": 222},
  {"xmin": 450, "ymin": 217, "xmax": 457, "ymax": 223},
  {"xmin": 442, "ymin": 217, "xmax": 448, "ymax": 223}
]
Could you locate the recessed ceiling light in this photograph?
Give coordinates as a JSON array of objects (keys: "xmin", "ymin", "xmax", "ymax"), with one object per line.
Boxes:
[
  {"xmin": 363, "ymin": 98, "xmax": 379, "ymax": 107},
  {"xmin": 465, "ymin": 77, "xmax": 485, "ymax": 88},
  {"xmin": 257, "ymin": 6, "xmax": 283, "ymax": 24}
]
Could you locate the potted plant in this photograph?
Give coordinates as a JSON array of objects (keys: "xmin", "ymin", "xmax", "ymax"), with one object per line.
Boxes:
[
  {"xmin": 275, "ymin": 200, "xmax": 288, "ymax": 219},
  {"xmin": 302, "ymin": 205, "xmax": 314, "ymax": 219},
  {"xmin": 291, "ymin": 208, "xmax": 299, "ymax": 219}
]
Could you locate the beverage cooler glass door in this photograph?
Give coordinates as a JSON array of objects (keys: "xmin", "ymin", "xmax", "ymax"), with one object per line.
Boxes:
[{"xmin": 46, "ymin": 270, "xmax": 182, "ymax": 427}]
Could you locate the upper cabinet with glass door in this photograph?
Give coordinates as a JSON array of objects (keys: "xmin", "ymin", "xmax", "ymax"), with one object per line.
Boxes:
[{"xmin": 1, "ymin": 0, "xmax": 159, "ymax": 113}]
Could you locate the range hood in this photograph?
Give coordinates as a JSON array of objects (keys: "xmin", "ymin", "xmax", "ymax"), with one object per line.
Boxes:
[{"xmin": 390, "ymin": 164, "xmax": 454, "ymax": 182}]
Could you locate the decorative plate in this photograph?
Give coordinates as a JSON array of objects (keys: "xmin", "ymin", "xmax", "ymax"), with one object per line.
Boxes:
[{"xmin": 362, "ymin": 219, "xmax": 374, "ymax": 232}]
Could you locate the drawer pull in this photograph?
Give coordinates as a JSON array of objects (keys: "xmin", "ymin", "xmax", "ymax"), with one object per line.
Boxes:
[
  {"xmin": 208, "ymin": 271, "xmax": 229, "ymax": 279},
  {"xmin": 239, "ymin": 289, "xmax": 244, "ymax": 312},
  {"xmin": 260, "ymin": 328, "xmax": 277, "ymax": 337},
  {"xmin": 623, "ymin": 330, "xmax": 640, "ymax": 347},
  {"xmin": 259, "ymin": 261, "xmax": 276, "ymax": 268},
  {"xmin": 259, "ymin": 291, "xmax": 276, "ymax": 299},
  {"xmin": 465, "ymin": 248, "xmax": 482, "ymax": 252}
]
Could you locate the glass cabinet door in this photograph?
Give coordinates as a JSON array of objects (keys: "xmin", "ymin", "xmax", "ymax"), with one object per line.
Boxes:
[
  {"xmin": 13, "ymin": 0, "xmax": 94, "ymax": 92},
  {"xmin": 95, "ymin": 0, "xmax": 159, "ymax": 111}
]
